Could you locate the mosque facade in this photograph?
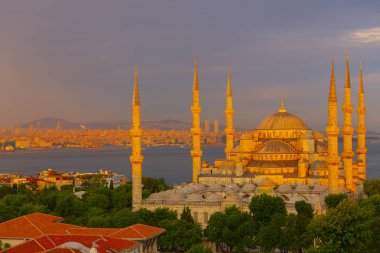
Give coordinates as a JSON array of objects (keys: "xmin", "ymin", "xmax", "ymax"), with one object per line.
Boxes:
[{"xmin": 130, "ymin": 54, "xmax": 367, "ymax": 227}]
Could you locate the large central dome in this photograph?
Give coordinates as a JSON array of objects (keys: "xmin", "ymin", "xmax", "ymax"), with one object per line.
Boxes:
[
  {"xmin": 256, "ymin": 99, "xmax": 309, "ymax": 130},
  {"xmin": 257, "ymin": 111, "xmax": 308, "ymax": 130}
]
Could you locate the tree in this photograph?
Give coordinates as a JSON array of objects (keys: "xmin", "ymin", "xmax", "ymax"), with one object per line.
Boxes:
[
  {"xmin": 186, "ymin": 244, "xmax": 212, "ymax": 253},
  {"xmin": 180, "ymin": 207, "xmax": 194, "ymax": 223},
  {"xmin": 308, "ymin": 199, "xmax": 372, "ymax": 253},
  {"xmin": 249, "ymin": 193, "xmax": 286, "ymax": 228},
  {"xmin": 324, "ymin": 193, "xmax": 347, "ymax": 209},
  {"xmin": 363, "ymin": 179, "xmax": 380, "ymax": 197},
  {"xmin": 256, "ymin": 213, "xmax": 285, "ymax": 253},
  {"xmin": 205, "ymin": 206, "xmax": 256, "ymax": 252},
  {"xmin": 112, "ymin": 184, "xmax": 132, "ymax": 210},
  {"xmin": 295, "ymin": 200, "xmax": 314, "ymax": 219},
  {"xmin": 0, "ymin": 186, "xmax": 16, "ymax": 198},
  {"xmin": 109, "ymin": 180, "xmax": 114, "ymax": 190}
]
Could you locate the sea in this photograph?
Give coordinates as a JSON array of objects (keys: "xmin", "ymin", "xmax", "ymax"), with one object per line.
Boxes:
[{"xmin": 0, "ymin": 142, "xmax": 379, "ymax": 184}]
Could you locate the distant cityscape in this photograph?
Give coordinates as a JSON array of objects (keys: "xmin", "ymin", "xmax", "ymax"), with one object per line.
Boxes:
[{"xmin": 0, "ymin": 118, "xmax": 248, "ymax": 151}]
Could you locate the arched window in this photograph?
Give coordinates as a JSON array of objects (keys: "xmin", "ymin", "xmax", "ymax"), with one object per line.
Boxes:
[
  {"xmin": 193, "ymin": 211, "xmax": 198, "ymax": 222},
  {"xmin": 204, "ymin": 212, "xmax": 209, "ymax": 224}
]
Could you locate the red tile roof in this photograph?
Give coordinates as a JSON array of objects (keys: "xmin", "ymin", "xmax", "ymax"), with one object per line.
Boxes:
[
  {"xmin": 109, "ymin": 224, "xmax": 165, "ymax": 240},
  {"xmin": 1, "ymin": 234, "xmax": 138, "ymax": 253},
  {"xmin": 66, "ymin": 224, "xmax": 165, "ymax": 240},
  {"xmin": 0, "ymin": 213, "xmax": 83, "ymax": 239}
]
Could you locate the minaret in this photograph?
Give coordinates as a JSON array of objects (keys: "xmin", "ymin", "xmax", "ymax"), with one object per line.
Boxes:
[
  {"xmin": 326, "ymin": 60, "xmax": 340, "ymax": 193},
  {"xmin": 130, "ymin": 66, "xmax": 144, "ymax": 211},
  {"xmin": 356, "ymin": 63, "xmax": 367, "ymax": 180},
  {"xmin": 342, "ymin": 52, "xmax": 354, "ymax": 191},
  {"xmin": 190, "ymin": 59, "xmax": 202, "ymax": 183},
  {"xmin": 224, "ymin": 67, "xmax": 235, "ymax": 159}
]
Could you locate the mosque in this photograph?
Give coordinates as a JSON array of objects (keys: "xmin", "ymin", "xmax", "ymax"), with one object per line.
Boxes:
[{"xmin": 129, "ymin": 54, "xmax": 367, "ymax": 226}]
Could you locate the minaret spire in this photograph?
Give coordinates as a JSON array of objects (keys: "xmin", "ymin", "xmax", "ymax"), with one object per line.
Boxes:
[
  {"xmin": 190, "ymin": 58, "xmax": 202, "ymax": 183},
  {"xmin": 326, "ymin": 59, "xmax": 340, "ymax": 193},
  {"xmin": 130, "ymin": 65, "xmax": 143, "ymax": 210},
  {"xmin": 342, "ymin": 51, "xmax": 354, "ymax": 191},
  {"xmin": 133, "ymin": 66, "xmax": 140, "ymax": 106},
  {"xmin": 356, "ymin": 62, "xmax": 367, "ymax": 180},
  {"xmin": 224, "ymin": 66, "xmax": 235, "ymax": 159}
]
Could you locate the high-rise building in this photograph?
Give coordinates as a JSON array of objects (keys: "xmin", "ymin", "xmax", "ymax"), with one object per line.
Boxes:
[
  {"xmin": 213, "ymin": 120, "xmax": 219, "ymax": 134},
  {"xmin": 204, "ymin": 120, "xmax": 210, "ymax": 134}
]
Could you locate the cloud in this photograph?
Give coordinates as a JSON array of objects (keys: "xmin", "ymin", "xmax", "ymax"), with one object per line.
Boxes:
[{"xmin": 351, "ymin": 27, "xmax": 380, "ymax": 43}]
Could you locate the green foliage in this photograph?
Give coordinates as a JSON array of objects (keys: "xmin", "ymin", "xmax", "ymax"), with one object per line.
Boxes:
[
  {"xmin": 142, "ymin": 177, "xmax": 172, "ymax": 194},
  {"xmin": 295, "ymin": 200, "xmax": 314, "ymax": 219},
  {"xmin": 180, "ymin": 207, "xmax": 194, "ymax": 223},
  {"xmin": 363, "ymin": 179, "xmax": 380, "ymax": 197},
  {"xmin": 205, "ymin": 206, "xmax": 256, "ymax": 252},
  {"xmin": 0, "ymin": 186, "xmax": 16, "ymax": 198},
  {"xmin": 0, "ymin": 240, "xmax": 11, "ymax": 250},
  {"xmin": 249, "ymin": 193, "xmax": 286, "ymax": 228},
  {"xmin": 158, "ymin": 207, "xmax": 202, "ymax": 251},
  {"xmin": 185, "ymin": 244, "xmax": 212, "ymax": 253},
  {"xmin": 324, "ymin": 193, "xmax": 347, "ymax": 209},
  {"xmin": 308, "ymin": 199, "xmax": 373, "ymax": 253}
]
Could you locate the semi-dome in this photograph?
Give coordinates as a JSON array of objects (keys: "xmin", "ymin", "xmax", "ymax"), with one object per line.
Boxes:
[{"xmin": 256, "ymin": 140, "xmax": 296, "ymax": 154}]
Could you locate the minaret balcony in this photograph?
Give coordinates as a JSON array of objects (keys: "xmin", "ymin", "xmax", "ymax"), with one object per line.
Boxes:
[
  {"xmin": 225, "ymin": 129, "xmax": 235, "ymax": 135},
  {"xmin": 342, "ymin": 127, "xmax": 354, "ymax": 135},
  {"xmin": 191, "ymin": 106, "xmax": 201, "ymax": 113},
  {"xmin": 328, "ymin": 158, "xmax": 340, "ymax": 166},
  {"xmin": 342, "ymin": 151, "xmax": 354, "ymax": 159},
  {"xmin": 326, "ymin": 126, "xmax": 339, "ymax": 135},
  {"xmin": 191, "ymin": 150, "xmax": 203, "ymax": 157},
  {"xmin": 130, "ymin": 155, "xmax": 144, "ymax": 164},
  {"xmin": 356, "ymin": 147, "xmax": 367, "ymax": 154},
  {"xmin": 130, "ymin": 128, "xmax": 143, "ymax": 137},
  {"xmin": 341, "ymin": 103, "xmax": 353, "ymax": 112},
  {"xmin": 356, "ymin": 107, "xmax": 366, "ymax": 114},
  {"xmin": 191, "ymin": 128, "xmax": 202, "ymax": 135},
  {"xmin": 356, "ymin": 127, "xmax": 367, "ymax": 134}
]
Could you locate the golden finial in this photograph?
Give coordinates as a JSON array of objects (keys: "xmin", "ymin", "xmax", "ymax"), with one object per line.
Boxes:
[
  {"xmin": 132, "ymin": 65, "xmax": 140, "ymax": 106},
  {"xmin": 279, "ymin": 97, "xmax": 286, "ymax": 112}
]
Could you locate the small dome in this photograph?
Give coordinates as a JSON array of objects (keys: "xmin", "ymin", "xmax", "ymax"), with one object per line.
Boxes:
[
  {"xmin": 256, "ymin": 111, "xmax": 309, "ymax": 130},
  {"xmin": 294, "ymin": 184, "xmax": 310, "ymax": 193},
  {"xmin": 256, "ymin": 140, "xmax": 296, "ymax": 154},
  {"xmin": 277, "ymin": 184, "xmax": 293, "ymax": 194},
  {"xmin": 207, "ymin": 184, "xmax": 225, "ymax": 192},
  {"xmin": 225, "ymin": 183, "xmax": 240, "ymax": 192},
  {"xmin": 186, "ymin": 193, "xmax": 204, "ymax": 201},
  {"xmin": 240, "ymin": 183, "xmax": 257, "ymax": 193},
  {"xmin": 167, "ymin": 191, "xmax": 186, "ymax": 201},
  {"xmin": 240, "ymin": 132, "xmax": 252, "ymax": 139},
  {"xmin": 148, "ymin": 192, "xmax": 167, "ymax": 200},
  {"xmin": 207, "ymin": 194, "xmax": 223, "ymax": 202},
  {"xmin": 312, "ymin": 184, "xmax": 327, "ymax": 193},
  {"xmin": 337, "ymin": 185, "xmax": 347, "ymax": 193},
  {"xmin": 193, "ymin": 184, "xmax": 207, "ymax": 191},
  {"xmin": 289, "ymin": 195, "xmax": 307, "ymax": 203}
]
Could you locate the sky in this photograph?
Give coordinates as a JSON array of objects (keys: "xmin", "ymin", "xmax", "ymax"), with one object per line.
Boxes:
[{"xmin": 0, "ymin": 1, "xmax": 380, "ymax": 131}]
